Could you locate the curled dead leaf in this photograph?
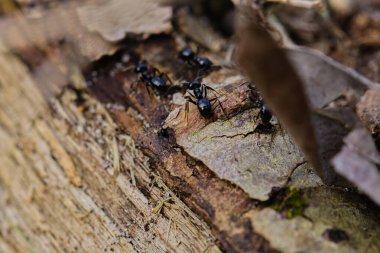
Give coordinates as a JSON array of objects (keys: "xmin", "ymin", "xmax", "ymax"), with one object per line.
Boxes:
[
  {"xmin": 235, "ymin": 5, "xmax": 379, "ymax": 185},
  {"xmin": 77, "ymin": 0, "xmax": 172, "ymax": 42},
  {"xmin": 236, "ymin": 6, "xmax": 322, "ymax": 180},
  {"xmin": 286, "ymin": 47, "xmax": 375, "ymax": 109},
  {"xmin": 332, "ymin": 128, "xmax": 380, "ymax": 205}
]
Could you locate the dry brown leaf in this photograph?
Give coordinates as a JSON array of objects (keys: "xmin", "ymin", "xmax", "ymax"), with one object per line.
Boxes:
[
  {"xmin": 236, "ymin": 7, "xmax": 322, "ymax": 180},
  {"xmin": 0, "ymin": 0, "xmax": 172, "ymax": 50},
  {"xmin": 0, "ymin": 0, "xmax": 163, "ymax": 105},
  {"xmin": 77, "ymin": 0, "xmax": 172, "ymax": 42},
  {"xmin": 332, "ymin": 128, "xmax": 380, "ymax": 205},
  {"xmin": 175, "ymin": 8, "xmax": 225, "ymax": 51},
  {"xmin": 0, "ymin": 1, "xmax": 115, "ymax": 59},
  {"xmin": 285, "ymin": 48, "xmax": 378, "ymax": 184},
  {"xmin": 286, "ymin": 47, "xmax": 375, "ymax": 108},
  {"xmin": 0, "ymin": 1, "xmax": 116, "ymax": 99},
  {"xmin": 235, "ymin": 5, "xmax": 379, "ymax": 184},
  {"xmin": 311, "ymin": 108, "xmax": 361, "ymax": 184},
  {"xmin": 0, "ymin": 0, "xmax": 168, "ymax": 100}
]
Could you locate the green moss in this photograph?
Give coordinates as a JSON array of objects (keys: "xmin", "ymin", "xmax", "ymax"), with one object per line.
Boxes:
[{"xmin": 272, "ymin": 186, "xmax": 307, "ymax": 218}]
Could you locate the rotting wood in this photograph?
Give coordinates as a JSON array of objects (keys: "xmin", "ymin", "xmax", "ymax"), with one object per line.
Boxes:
[
  {"xmin": 87, "ymin": 36, "xmax": 278, "ymax": 252},
  {"xmin": 0, "ymin": 46, "xmax": 222, "ymax": 253}
]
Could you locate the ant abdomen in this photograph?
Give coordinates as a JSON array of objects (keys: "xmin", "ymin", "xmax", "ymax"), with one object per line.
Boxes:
[
  {"xmin": 260, "ymin": 104, "xmax": 272, "ymax": 125},
  {"xmin": 197, "ymin": 98, "xmax": 213, "ymax": 117}
]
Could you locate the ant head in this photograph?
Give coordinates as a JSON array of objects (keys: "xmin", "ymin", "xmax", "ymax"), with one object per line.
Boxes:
[
  {"xmin": 188, "ymin": 80, "xmax": 201, "ymax": 90},
  {"xmin": 179, "ymin": 47, "xmax": 195, "ymax": 61},
  {"xmin": 135, "ymin": 62, "xmax": 148, "ymax": 73},
  {"xmin": 194, "ymin": 57, "xmax": 212, "ymax": 69}
]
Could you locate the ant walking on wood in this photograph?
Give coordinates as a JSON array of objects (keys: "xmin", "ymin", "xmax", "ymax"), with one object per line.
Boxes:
[
  {"xmin": 256, "ymin": 103, "xmax": 291, "ymax": 152},
  {"xmin": 254, "ymin": 102, "xmax": 276, "ymax": 134},
  {"xmin": 134, "ymin": 62, "xmax": 173, "ymax": 93},
  {"xmin": 182, "ymin": 79, "xmax": 225, "ymax": 123},
  {"xmin": 259, "ymin": 104, "xmax": 273, "ymax": 125},
  {"xmin": 247, "ymin": 83, "xmax": 276, "ymax": 134},
  {"xmin": 178, "ymin": 47, "xmax": 214, "ymax": 73}
]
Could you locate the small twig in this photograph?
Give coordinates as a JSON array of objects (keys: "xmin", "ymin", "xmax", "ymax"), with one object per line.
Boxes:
[
  {"xmin": 151, "ymin": 197, "xmax": 172, "ymax": 215},
  {"xmin": 111, "ymin": 136, "xmax": 120, "ymax": 176}
]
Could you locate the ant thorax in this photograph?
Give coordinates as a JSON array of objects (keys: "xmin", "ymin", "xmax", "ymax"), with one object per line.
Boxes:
[
  {"xmin": 141, "ymin": 71, "xmax": 152, "ymax": 81},
  {"xmin": 193, "ymin": 88, "xmax": 203, "ymax": 99}
]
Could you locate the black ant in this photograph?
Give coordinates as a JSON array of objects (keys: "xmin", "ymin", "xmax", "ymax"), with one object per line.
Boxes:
[
  {"xmin": 255, "ymin": 103, "xmax": 276, "ymax": 134},
  {"xmin": 247, "ymin": 83, "xmax": 275, "ymax": 133},
  {"xmin": 134, "ymin": 62, "xmax": 173, "ymax": 92},
  {"xmin": 256, "ymin": 103, "xmax": 291, "ymax": 152},
  {"xmin": 178, "ymin": 47, "xmax": 213, "ymax": 72},
  {"xmin": 182, "ymin": 79, "xmax": 224, "ymax": 122},
  {"xmin": 259, "ymin": 104, "xmax": 272, "ymax": 125}
]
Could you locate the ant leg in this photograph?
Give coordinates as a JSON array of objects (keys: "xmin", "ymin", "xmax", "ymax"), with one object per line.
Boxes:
[
  {"xmin": 145, "ymin": 85, "xmax": 152, "ymax": 96},
  {"xmin": 204, "ymin": 84, "xmax": 226, "ymax": 115},
  {"xmin": 187, "ymin": 90, "xmax": 197, "ymax": 101},
  {"xmin": 161, "ymin": 72, "xmax": 174, "ymax": 86},
  {"xmin": 204, "ymin": 84, "xmax": 223, "ymax": 96},
  {"xmin": 185, "ymin": 93, "xmax": 197, "ymax": 105},
  {"xmin": 143, "ymin": 82, "xmax": 152, "ymax": 97},
  {"xmin": 194, "ymin": 70, "xmax": 205, "ymax": 81},
  {"xmin": 210, "ymin": 97, "xmax": 226, "ymax": 116},
  {"xmin": 202, "ymin": 84, "xmax": 207, "ymax": 98},
  {"xmin": 184, "ymin": 95, "xmax": 196, "ymax": 125},
  {"xmin": 152, "ymin": 67, "xmax": 162, "ymax": 77}
]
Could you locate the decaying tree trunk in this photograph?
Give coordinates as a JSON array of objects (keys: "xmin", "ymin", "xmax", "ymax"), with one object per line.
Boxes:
[
  {"xmin": 0, "ymin": 46, "xmax": 225, "ymax": 252},
  {"xmin": 0, "ymin": 36, "xmax": 275, "ymax": 251}
]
